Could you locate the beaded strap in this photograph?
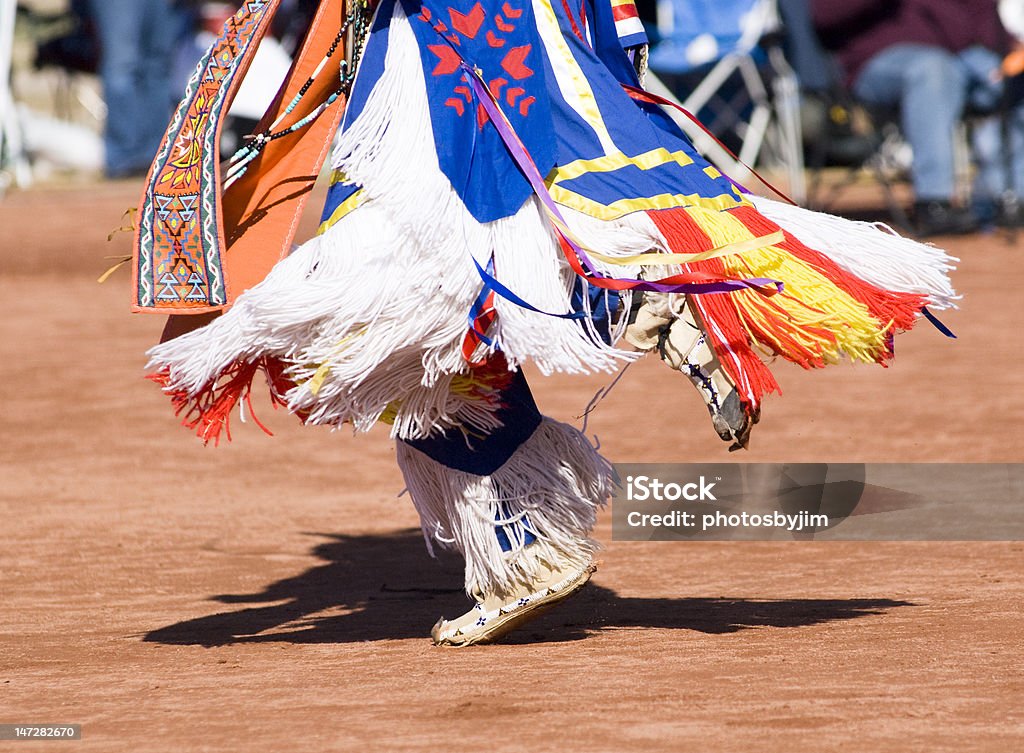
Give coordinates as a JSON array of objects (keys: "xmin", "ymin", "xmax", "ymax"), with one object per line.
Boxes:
[
  {"xmin": 225, "ymin": 1, "xmax": 372, "ymax": 188},
  {"xmin": 133, "ymin": 0, "xmax": 374, "ymax": 314}
]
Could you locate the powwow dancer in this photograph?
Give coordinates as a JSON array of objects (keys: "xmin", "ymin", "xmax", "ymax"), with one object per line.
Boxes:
[{"xmin": 132, "ymin": 0, "xmax": 957, "ymax": 645}]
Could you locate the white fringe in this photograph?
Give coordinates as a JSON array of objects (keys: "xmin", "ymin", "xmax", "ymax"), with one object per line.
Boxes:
[
  {"xmin": 332, "ymin": 2, "xmax": 636, "ymax": 376},
  {"xmin": 147, "ymin": 2, "xmax": 644, "ymax": 439},
  {"xmin": 145, "ymin": 203, "xmax": 498, "ymax": 438},
  {"xmin": 396, "ymin": 417, "xmax": 612, "ymax": 596},
  {"xmin": 749, "ymin": 194, "xmax": 959, "ymax": 310},
  {"xmin": 487, "ymin": 202, "xmax": 658, "ymax": 373}
]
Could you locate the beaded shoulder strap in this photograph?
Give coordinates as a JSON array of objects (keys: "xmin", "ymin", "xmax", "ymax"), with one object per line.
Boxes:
[{"xmin": 133, "ymin": 0, "xmax": 366, "ymax": 315}]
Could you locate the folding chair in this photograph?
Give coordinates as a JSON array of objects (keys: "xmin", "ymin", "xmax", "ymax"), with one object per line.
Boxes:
[
  {"xmin": 645, "ymin": 0, "xmax": 805, "ymax": 203},
  {"xmin": 804, "ymin": 103, "xmax": 917, "ymax": 232},
  {"xmin": 1, "ymin": 2, "xmax": 109, "ymax": 186},
  {"xmin": 27, "ymin": 0, "xmax": 105, "ymax": 125}
]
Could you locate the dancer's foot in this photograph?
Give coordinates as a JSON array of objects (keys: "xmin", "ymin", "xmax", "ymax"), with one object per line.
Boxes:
[
  {"xmin": 431, "ymin": 557, "xmax": 596, "ymax": 647},
  {"xmin": 625, "ymin": 294, "xmax": 755, "ymax": 450},
  {"xmin": 713, "ymin": 388, "xmax": 757, "ymax": 452}
]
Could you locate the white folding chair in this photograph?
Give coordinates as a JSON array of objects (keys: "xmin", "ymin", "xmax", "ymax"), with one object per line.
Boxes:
[{"xmin": 646, "ymin": 0, "xmax": 805, "ymax": 202}]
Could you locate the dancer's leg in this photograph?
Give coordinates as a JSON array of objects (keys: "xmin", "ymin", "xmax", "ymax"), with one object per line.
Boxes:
[{"xmin": 397, "ymin": 364, "xmax": 611, "ymax": 645}]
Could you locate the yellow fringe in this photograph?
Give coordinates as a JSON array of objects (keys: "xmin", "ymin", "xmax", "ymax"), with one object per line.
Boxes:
[
  {"xmin": 305, "ymin": 327, "xmax": 368, "ymax": 396},
  {"xmin": 684, "ymin": 205, "xmax": 889, "ymax": 364},
  {"xmin": 97, "ymin": 255, "xmax": 132, "ymax": 284},
  {"xmin": 107, "ymin": 207, "xmax": 137, "ymax": 242},
  {"xmin": 375, "ymin": 371, "xmax": 498, "ymax": 427}
]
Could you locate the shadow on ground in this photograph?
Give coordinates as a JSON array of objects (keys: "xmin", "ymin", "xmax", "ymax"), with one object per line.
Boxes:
[{"xmin": 144, "ymin": 530, "xmax": 913, "ymax": 646}]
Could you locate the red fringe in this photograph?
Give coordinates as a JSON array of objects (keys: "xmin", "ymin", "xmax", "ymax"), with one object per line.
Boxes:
[
  {"xmin": 732, "ymin": 205, "xmax": 927, "ymax": 354},
  {"xmin": 647, "ymin": 207, "xmax": 781, "ymax": 413},
  {"xmin": 148, "ymin": 356, "xmax": 296, "ymax": 446},
  {"xmin": 737, "ymin": 281, "xmax": 840, "ymax": 368},
  {"xmin": 467, "ymin": 352, "xmax": 518, "ymax": 410}
]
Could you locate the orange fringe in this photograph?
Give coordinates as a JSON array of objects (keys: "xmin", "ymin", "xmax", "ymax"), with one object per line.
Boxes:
[
  {"xmin": 148, "ymin": 356, "xmax": 297, "ymax": 446},
  {"xmin": 732, "ymin": 205, "xmax": 927, "ymax": 340}
]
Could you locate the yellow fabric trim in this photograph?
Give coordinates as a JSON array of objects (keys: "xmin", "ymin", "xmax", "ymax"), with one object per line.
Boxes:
[
  {"xmin": 587, "ymin": 230, "xmax": 784, "ymax": 267},
  {"xmin": 703, "ymin": 166, "xmax": 722, "ymax": 179},
  {"xmin": 317, "ymin": 189, "xmax": 366, "ymax": 235},
  {"xmin": 549, "ymin": 148, "xmax": 695, "ymax": 184},
  {"xmin": 684, "ymin": 205, "xmax": 888, "ymax": 364},
  {"xmin": 548, "ymin": 182, "xmax": 748, "ymax": 220},
  {"xmin": 377, "ymin": 401, "xmax": 399, "ymax": 425}
]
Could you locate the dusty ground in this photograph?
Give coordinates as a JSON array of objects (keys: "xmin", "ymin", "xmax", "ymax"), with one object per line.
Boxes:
[{"xmin": 1, "ymin": 181, "xmax": 1022, "ymax": 752}]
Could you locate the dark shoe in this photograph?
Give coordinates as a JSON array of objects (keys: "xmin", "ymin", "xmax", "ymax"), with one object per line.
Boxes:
[
  {"xmin": 914, "ymin": 201, "xmax": 978, "ymax": 237},
  {"xmin": 970, "ymin": 196, "xmax": 1023, "ymax": 230},
  {"xmin": 801, "ymin": 91, "xmax": 878, "ymax": 167},
  {"xmin": 996, "ymin": 201, "xmax": 1024, "ymax": 229}
]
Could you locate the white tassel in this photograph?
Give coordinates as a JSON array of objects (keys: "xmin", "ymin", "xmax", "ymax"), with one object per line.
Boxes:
[
  {"xmin": 749, "ymin": 194, "xmax": 959, "ymax": 310},
  {"xmin": 396, "ymin": 417, "xmax": 612, "ymax": 596},
  {"xmin": 331, "ymin": 3, "xmax": 638, "ymax": 377},
  {"xmin": 486, "ymin": 200, "xmax": 642, "ymax": 374},
  {"xmin": 146, "ymin": 3, "xmax": 643, "ymax": 438}
]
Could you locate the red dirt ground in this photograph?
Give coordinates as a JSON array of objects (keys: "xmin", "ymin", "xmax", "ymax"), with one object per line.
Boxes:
[{"xmin": 1, "ymin": 181, "xmax": 1022, "ymax": 752}]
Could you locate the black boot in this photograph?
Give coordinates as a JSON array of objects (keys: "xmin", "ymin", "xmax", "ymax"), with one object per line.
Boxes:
[{"xmin": 914, "ymin": 200, "xmax": 978, "ymax": 237}]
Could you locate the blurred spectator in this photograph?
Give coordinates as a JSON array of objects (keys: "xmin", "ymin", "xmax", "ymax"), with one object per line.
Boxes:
[
  {"xmin": 778, "ymin": 0, "xmax": 833, "ymax": 94},
  {"xmin": 171, "ymin": 2, "xmax": 298, "ymax": 160},
  {"xmin": 171, "ymin": 3, "xmax": 230, "ymax": 96},
  {"xmin": 812, "ymin": 0, "xmax": 1020, "ymax": 236},
  {"xmin": 778, "ymin": 0, "xmax": 878, "ymax": 167},
  {"xmin": 273, "ymin": 0, "xmax": 320, "ymax": 52},
  {"xmin": 31, "ymin": 0, "xmax": 99, "ymax": 75},
  {"xmin": 87, "ymin": 0, "xmax": 187, "ymax": 178}
]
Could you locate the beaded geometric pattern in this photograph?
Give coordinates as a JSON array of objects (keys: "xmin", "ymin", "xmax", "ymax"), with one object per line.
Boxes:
[{"xmin": 134, "ymin": 1, "xmax": 277, "ymax": 311}]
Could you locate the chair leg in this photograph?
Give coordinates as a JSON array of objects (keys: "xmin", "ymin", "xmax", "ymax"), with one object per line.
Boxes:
[
  {"xmin": 0, "ymin": 0, "xmax": 33, "ymax": 191},
  {"xmin": 767, "ymin": 46, "xmax": 806, "ymax": 204},
  {"xmin": 952, "ymin": 121, "xmax": 973, "ymax": 207},
  {"xmin": 869, "ymin": 157, "xmax": 914, "ymax": 232}
]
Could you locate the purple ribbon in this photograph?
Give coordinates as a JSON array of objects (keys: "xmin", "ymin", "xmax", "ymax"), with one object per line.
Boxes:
[{"xmin": 459, "ymin": 62, "xmax": 782, "ymax": 296}]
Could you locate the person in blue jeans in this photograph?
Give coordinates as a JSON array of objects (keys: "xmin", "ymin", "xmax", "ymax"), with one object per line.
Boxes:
[
  {"xmin": 88, "ymin": 0, "xmax": 185, "ymax": 178},
  {"xmin": 965, "ymin": 46, "xmax": 1024, "ymax": 225},
  {"xmin": 812, "ymin": 0, "xmax": 1021, "ymax": 236}
]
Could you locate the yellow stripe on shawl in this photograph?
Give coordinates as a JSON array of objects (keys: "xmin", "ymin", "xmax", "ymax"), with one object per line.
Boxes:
[{"xmin": 684, "ymin": 205, "xmax": 890, "ymax": 364}]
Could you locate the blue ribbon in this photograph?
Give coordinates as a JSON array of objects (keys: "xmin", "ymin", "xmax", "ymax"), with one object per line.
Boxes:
[
  {"xmin": 472, "ymin": 256, "xmax": 587, "ymax": 321},
  {"xmin": 922, "ymin": 307, "xmax": 957, "ymax": 339}
]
